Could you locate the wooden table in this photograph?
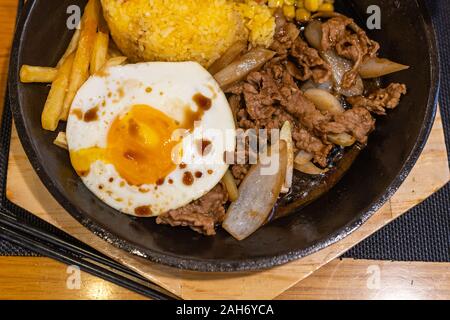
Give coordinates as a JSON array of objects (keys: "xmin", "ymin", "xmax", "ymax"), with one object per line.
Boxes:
[{"xmin": 0, "ymin": 0, "xmax": 449, "ymax": 300}]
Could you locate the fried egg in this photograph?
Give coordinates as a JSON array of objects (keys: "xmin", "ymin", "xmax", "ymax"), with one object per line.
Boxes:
[{"xmin": 66, "ymin": 62, "xmax": 236, "ymax": 217}]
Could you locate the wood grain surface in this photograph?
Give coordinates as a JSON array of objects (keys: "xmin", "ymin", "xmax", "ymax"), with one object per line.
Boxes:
[
  {"xmin": 0, "ymin": 257, "xmax": 449, "ymax": 300},
  {"xmin": 1, "ymin": 0, "xmax": 449, "ymax": 300}
]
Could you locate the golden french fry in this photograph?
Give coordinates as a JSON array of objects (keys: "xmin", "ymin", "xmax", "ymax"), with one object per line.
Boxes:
[
  {"xmin": 61, "ymin": 0, "xmax": 101, "ymax": 121},
  {"xmin": 41, "ymin": 54, "xmax": 75, "ymax": 131},
  {"xmin": 90, "ymin": 31, "xmax": 109, "ymax": 75},
  {"xmin": 20, "ymin": 65, "xmax": 58, "ymax": 83},
  {"xmin": 53, "ymin": 132, "xmax": 68, "ymax": 150},
  {"xmin": 57, "ymin": 28, "xmax": 81, "ymax": 68}
]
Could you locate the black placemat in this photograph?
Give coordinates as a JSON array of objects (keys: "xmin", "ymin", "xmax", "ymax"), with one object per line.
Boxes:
[
  {"xmin": 343, "ymin": 0, "xmax": 450, "ymax": 262},
  {"xmin": 1, "ymin": 0, "xmax": 449, "ymax": 262}
]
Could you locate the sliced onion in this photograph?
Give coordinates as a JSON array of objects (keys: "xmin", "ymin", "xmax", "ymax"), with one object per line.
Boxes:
[
  {"xmin": 105, "ymin": 56, "xmax": 128, "ymax": 68},
  {"xmin": 359, "ymin": 57, "xmax": 410, "ymax": 79},
  {"xmin": 280, "ymin": 121, "xmax": 294, "ymax": 193},
  {"xmin": 304, "ymin": 20, "xmax": 323, "ymax": 51},
  {"xmin": 321, "ymin": 50, "xmax": 364, "ymax": 97},
  {"xmin": 300, "ymin": 79, "xmax": 333, "ymax": 92},
  {"xmin": 294, "ymin": 150, "xmax": 314, "ymax": 166},
  {"xmin": 222, "ymin": 170, "xmax": 239, "ymax": 202},
  {"xmin": 328, "ymin": 133, "xmax": 356, "ymax": 147},
  {"xmin": 294, "ymin": 161, "xmax": 328, "ymax": 175},
  {"xmin": 208, "ymin": 41, "xmax": 248, "ymax": 75},
  {"xmin": 214, "ymin": 48, "xmax": 276, "ymax": 89},
  {"xmin": 223, "ymin": 141, "xmax": 287, "ymax": 241},
  {"xmin": 53, "ymin": 132, "xmax": 68, "ymax": 150},
  {"xmin": 304, "ymin": 88, "xmax": 345, "ymax": 115}
]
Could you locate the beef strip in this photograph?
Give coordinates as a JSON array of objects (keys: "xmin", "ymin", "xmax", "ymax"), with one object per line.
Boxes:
[
  {"xmin": 321, "ymin": 16, "xmax": 353, "ymax": 51},
  {"xmin": 228, "ymin": 58, "xmax": 333, "ymax": 167},
  {"xmin": 156, "ymin": 184, "xmax": 228, "ymax": 236},
  {"xmin": 270, "ymin": 18, "xmax": 300, "ymax": 56},
  {"xmin": 158, "ymin": 13, "xmax": 405, "ymax": 236},
  {"xmin": 290, "ymin": 37, "xmax": 332, "ymax": 83},
  {"xmin": 320, "ymin": 107, "xmax": 376, "ymax": 144},
  {"xmin": 347, "ymin": 83, "xmax": 407, "ymax": 115},
  {"xmin": 231, "ymin": 164, "xmax": 250, "ymax": 185},
  {"xmin": 321, "ymin": 15, "xmax": 379, "ymax": 89}
]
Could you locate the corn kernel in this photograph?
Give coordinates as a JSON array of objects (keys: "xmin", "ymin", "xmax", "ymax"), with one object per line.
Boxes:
[
  {"xmin": 304, "ymin": 0, "xmax": 322, "ymax": 12},
  {"xmin": 296, "ymin": 0, "xmax": 305, "ymax": 8},
  {"xmin": 283, "ymin": 5, "xmax": 296, "ymax": 20},
  {"xmin": 284, "ymin": 0, "xmax": 295, "ymax": 5},
  {"xmin": 318, "ymin": 2, "xmax": 334, "ymax": 11},
  {"xmin": 268, "ymin": 0, "xmax": 283, "ymax": 8},
  {"xmin": 296, "ymin": 8, "xmax": 311, "ymax": 21}
]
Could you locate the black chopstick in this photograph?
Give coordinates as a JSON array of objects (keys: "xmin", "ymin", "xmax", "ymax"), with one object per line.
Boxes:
[{"xmin": 0, "ymin": 218, "xmax": 177, "ymax": 300}]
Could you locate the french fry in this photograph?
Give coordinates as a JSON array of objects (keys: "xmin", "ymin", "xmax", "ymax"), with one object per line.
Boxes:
[
  {"xmin": 61, "ymin": 0, "xmax": 101, "ymax": 121},
  {"xmin": 53, "ymin": 132, "xmax": 68, "ymax": 150},
  {"xmin": 20, "ymin": 65, "xmax": 58, "ymax": 83},
  {"xmin": 41, "ymin": 54, "xmax": 75, "ymax": 131},
  {"xmin": 57, "ymin": 28, "xmax": 81, "ymax": 68},
  {"xmin": 90, "ymin": 31, "xmax": 109, "ymax": 74}
]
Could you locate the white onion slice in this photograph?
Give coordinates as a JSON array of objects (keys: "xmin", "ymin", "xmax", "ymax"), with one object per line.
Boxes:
[
  {"xmin": 321, "ymin": 50, "xmax": 364, "ymax": 97},
  {"xmin": 280, "ymin": 121, "xmax": 294, "ymax": 193},
  {"xmin": 209, "ymin": 40, "xmax": 248, "ymax": 75},
  {"xmin": 222, "ymin": 170, "xmax": 239, "ymax": 202},
  {"xmin": 294, "ymin": 161, "xmax": 328, "ymax": 175},
  {"xmin": 304, "ymin": 88, "xmax": 345, "ymax": 115},
  {"xmin": 304, "ymin": 20, "xmax": 323, "ymax": 50},
  {"xmin": 359, "ymin": 57, "xmax": 410, "ymax": 79},
  {"xmin": 328, "ymin": 133, "xmax": 356, "ymax": 147},
  {"xmin": 300, "ymin": 79, "xmax": 333, "ymax": 92},
  {"xmin": 214, "ymin": 48, "xmax": 276, "ymax": 89},
  {"xmin": 294, "ymin": 150, "xmax": 314, "ymax": 166},
  {"xmin": 223, "ymin": 141, "xmax": 287, "ymax": 241}
]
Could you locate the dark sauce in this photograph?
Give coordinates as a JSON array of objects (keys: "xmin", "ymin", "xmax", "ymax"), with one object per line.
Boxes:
[
  {"xmin": 182, "ymin": 172, "xmax": 194, "ymax": 186},
  {"xmin": 181, "ymin": 93, "xmax": 213, "ymax": 130},
  {"xmin": 134, "ymin": 206, "xmax": 152, "ymax": 217},
  {"xmin": 83, "ymin": 106, "xmax": 99, "ymax": 122},
  {"xmin": 193, "ymin": 93, "xmax": 212, "ymax": 111},
  {"xmin": 271, "ymin": 145, "xmax": 362, "ymax": 221},
  {"xmin": 195, "ymin": 171, "xmax": 203, "ymax": 178},
  {"xmin": 71, "ymin": 109, "xmax": 83, "ymax": 120}
]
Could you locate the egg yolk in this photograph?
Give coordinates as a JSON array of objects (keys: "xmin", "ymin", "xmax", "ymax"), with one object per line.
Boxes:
[{"xmin": 70, "ymin": 105, "xmax": 180, "ymax": 186}]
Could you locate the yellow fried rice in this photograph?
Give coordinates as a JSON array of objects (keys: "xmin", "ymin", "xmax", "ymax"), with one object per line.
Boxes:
[{"xmin": 101, "ymin": 0, "xmax": 275, "ymax": 67}]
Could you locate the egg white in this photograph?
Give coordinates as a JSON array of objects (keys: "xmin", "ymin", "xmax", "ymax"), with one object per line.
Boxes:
[{"xmin": 66, "ymin": 62, "xmax": 236, "ymax": 216}]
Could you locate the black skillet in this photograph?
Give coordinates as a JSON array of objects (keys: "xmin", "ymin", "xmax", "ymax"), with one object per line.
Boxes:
[{"xmin": 9, "ymin": 0, "xmax": 439, "ymax": 271}]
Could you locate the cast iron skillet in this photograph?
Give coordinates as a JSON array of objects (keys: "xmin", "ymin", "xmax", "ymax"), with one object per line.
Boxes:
[{"xmin": 9, "ymin": 0, "xmax": 439, "ymax": 271}]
